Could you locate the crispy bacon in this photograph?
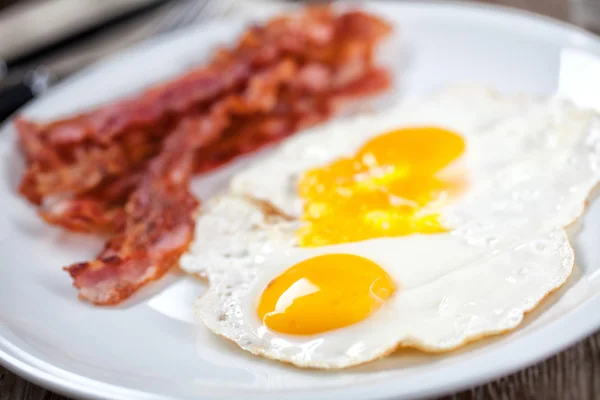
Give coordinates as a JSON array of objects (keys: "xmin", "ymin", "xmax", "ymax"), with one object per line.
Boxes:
[
  {"xmin": 16, "ymin": 6, "xmax": 393, "ymax": 305},
  {"xmin": 17, "ymin": 121, "xmax": 166, "ymax": 205},
  {"xmin": 65, "ymin": 116, "xmax": 213, "ymax": 304},
  {"xmin": 41, "ymin": 64, "xmax": 386, "ymax": 234},
  {"xmin": 194, "ymin": 67, "xmax": 391, "ymax": 172},
  {"xmin": 17, "ymin": 7, "xmax": 391, "ymax": 205},
  {"xmin": 40, "ymin": 198, "xmax": 125, "ymax": 233},
  {"xmin": 63, "ymin": 57, "xmax": 305, "ymax": 305},
  {"xmin": 40, "ymin": 58, "xmax": 300, "ymax": 234},
  {"xmin": 38, "ymin": 170, "xmax": 142, "ymax": 233}
]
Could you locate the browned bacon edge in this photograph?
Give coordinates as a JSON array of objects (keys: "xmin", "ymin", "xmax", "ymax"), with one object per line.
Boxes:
[{"xmin": 65, "ymin": 116, "xmax": 211, "ymax": 305}]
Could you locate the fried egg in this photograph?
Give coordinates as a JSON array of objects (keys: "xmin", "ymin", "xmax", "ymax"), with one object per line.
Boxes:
[
  {"xmin": 196, "ymin": 229, "xmax": 572, "ymax": 368},
  {"xmin": 181, "ymin": 87, "xmax": 600, "ymax": 368}
]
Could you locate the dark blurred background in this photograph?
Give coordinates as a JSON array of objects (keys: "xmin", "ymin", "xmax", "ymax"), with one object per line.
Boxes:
[{"xmin": 0, "ymin": 0, "xmax": 17, "ymax": 8}]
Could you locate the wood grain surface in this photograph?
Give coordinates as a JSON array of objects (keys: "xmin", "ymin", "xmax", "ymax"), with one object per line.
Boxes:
[{"xmin": 1, "ymin": 0, "xmax": 599, "ymax": 399}]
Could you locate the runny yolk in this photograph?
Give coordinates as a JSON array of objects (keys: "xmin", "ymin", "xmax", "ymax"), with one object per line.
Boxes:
[
  {"xmin": 257, "ymin": 127, "xmax": 465, "ymax": 335},
  {"xmin": 257, "ymin": 254, "xmax": 396, "ymax": 335},
  {"xmin": 297, "ymin": 126, "xmax": 466, "ymax": 247}
]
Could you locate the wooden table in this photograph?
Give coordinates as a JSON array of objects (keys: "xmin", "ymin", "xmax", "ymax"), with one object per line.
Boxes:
[{"xmin": 1, "ymin": 0, "xmax": 599, "ymax": 399}]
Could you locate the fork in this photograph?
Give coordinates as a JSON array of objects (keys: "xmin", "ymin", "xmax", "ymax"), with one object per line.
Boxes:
[
  {"xmin": 0, "ymin": 0, "xmax": 242, "ymax": 122},
  {"xmin": 153, "ymin": 0, "xmax": 238, "ymax": 34}
]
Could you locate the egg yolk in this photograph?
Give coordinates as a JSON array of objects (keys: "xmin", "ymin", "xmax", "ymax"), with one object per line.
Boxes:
[
  {"xmin": 257, "ymin": 254, "xmax": 396, "ymax": 335},
  {"xmin": 257, "ymin": 127, "xmax": 464, "ymax": 335},
  {"xmin": 297, "ymin": 126, "xmax": 466, "ymax": 247}
]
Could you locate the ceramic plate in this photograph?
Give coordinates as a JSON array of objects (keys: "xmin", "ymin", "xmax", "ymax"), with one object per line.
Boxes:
[{"xmin": 2, "ymin": 2, "xmax": 600, "ymax": 399}]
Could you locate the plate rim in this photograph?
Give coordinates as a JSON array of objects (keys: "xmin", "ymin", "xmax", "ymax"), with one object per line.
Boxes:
[{"xmin": 2, "ymin": 1, "xmax": 600, "ymax": 399}]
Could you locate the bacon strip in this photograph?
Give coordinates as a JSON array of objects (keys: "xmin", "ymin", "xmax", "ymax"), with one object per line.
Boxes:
[
  {"xmin": 37, "ymin": 58, "xmax": 299, "ymax": 232},
  {"xmin": 16, "ymin": 6, "xmax": 393, "ymax": 305},
  {"xmin": 194, "ymin": 67, "xmax": 390, "ymax": 173},
  {"xmin": 65, "ymin": 116, "xmax": 213, "ymax": 304},
  {"xmin": 63, "ymin": 57, "xmax": 305, "ymax": 305},
  {"xmin": 17, "ymin": 7, "xmax": 392, "ymax": 205},
  {"xmin": 38, "ymin": 170, "xmax": 141, "ymax": 233},
  {"xmin": 41, "ymin": 66, "xmax": 388, "ymax": 234}
]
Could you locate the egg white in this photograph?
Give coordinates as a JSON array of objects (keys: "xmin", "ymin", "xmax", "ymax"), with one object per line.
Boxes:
[
  {"xmin": 196, "ymin": 228, "xmax": 573, "ymax": 369},
  {"xmin": 182, "ymin": 86, "xmax": 600, "ymax": 368},
  {"xmin": 180, "ymin": 195, "xmax": 297, "ymax": 281},
  {"xmin": 229, "ymin": 86, "xmax": 558, "ymax": 217}
]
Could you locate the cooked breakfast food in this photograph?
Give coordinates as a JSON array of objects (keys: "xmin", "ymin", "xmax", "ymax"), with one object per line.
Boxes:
[
  {"xmin": 15, "ymin": 6, "xmax": 393, "ymax": 305},
  {"xmin": 13, "ymin": 2, "xmax": 597, "ymax": 372},
  {"xmin": 182, "ymin": 87, "xmax": 600, "ymax": 368}
]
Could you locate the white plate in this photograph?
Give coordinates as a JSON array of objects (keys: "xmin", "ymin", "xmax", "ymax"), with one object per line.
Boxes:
[{"xmin": 2, "ymin": 2, "xmax": 600, "ymax": 399}]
